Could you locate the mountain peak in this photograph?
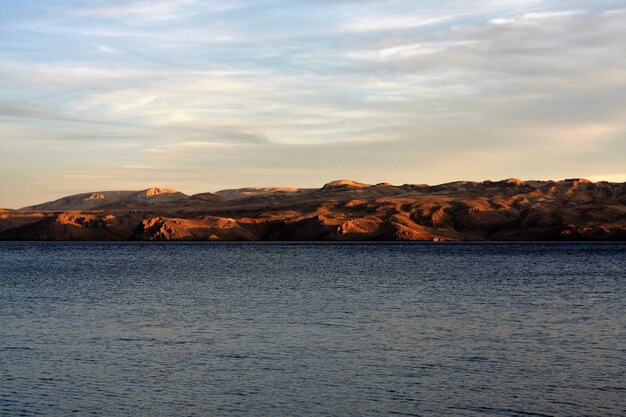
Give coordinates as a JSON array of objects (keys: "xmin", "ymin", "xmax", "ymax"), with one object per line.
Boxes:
[
  {"xmin": 141, "ymin": 188, "xmax": 179, "ymax": 197},
  {"xmin": 140, "ymin": 187, "xmax": 178, "ymax": 197},
  {"xmin": 322, "ymin": 179, "xmax": 370, "ymax": 189},
  {"xmin": 563, "ymin": 178, "xmax": 591, "ymax": 184},
  {"xmin": 134, "ymin": 188, "xmax": 186, "ymax": 204}
]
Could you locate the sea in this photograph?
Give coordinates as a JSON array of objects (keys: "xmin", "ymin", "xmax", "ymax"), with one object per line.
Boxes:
[{"xmin": 0, "ymin": 242, "xmax": 624, "ymax": 417}]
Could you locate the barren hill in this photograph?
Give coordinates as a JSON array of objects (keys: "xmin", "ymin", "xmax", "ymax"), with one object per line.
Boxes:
[
  {"xmin": 21, "ymin": 188, "xmax": 187, "ymax": 211},
  {"xmin": 2, "ymin": 179, "xmax": 625, "ymax": 241}
]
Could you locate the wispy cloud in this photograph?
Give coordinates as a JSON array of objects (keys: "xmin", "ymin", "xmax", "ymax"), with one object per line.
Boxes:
[
  {"xmin": 344, "ymin": 13, "xmax": 466, "ymax": 32},
  {"xmin": 68, "ymin": 0, "xmax": 201, "ymax": 21}
]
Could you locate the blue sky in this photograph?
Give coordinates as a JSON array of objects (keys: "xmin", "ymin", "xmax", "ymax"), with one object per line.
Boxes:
[{"xmin": 1, "ymin": 0, "xmax": 625, "ymax": 207}]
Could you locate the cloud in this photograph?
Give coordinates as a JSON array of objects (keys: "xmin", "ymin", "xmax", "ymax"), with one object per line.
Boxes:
[
  {"xmin": 344, "ymin": 13, "xmax": 465, "ymax": 32},
  {"xmin": 68, "ymin": 0, "xmax": 200, "ymax": 21},
  {"xmin": 0, "ymin": 103, "xmax": 139, "ymax": 127},
  {"xmin": 1, "ymin": 1, "xmax": 625, "ymax": 207},
  {"xmin": 0, "ymin": 60, "xmax": 154, "ymax": 88}
]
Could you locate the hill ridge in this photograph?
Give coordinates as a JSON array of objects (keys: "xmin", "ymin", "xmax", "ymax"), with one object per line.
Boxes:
[{"xmin": 3, "ymin": 179, "xmax": 624, "ymax": 241}]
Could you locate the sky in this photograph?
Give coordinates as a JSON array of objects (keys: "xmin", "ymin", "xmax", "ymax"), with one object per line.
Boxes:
[{"xmin": 1, "ymin": 0, "xmax": 625, "ymax": 208}]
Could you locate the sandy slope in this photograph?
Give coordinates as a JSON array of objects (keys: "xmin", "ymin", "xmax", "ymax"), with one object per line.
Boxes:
[{"xmin": 2, "ymin": 179, "xmax": 625, "ymax": 241}]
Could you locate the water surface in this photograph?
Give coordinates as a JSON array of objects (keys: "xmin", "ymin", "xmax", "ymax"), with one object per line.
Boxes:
[{"xmin": 1, "ymin": 242, "xmax": 625, "ymax": 416}]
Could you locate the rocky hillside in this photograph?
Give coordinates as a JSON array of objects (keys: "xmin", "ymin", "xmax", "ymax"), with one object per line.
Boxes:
[
  {"xmin": 21, "ymin": 188, "xmax": 187, "ymax": 211},
  {"xmin": 2, "ymin": 179, "xmax": 625, "ymax": 241}
]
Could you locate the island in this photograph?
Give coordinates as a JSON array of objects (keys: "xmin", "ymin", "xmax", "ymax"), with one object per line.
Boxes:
[{"xmin": 1, "ymin": 179, "xmax": 624, "ymax": 241}]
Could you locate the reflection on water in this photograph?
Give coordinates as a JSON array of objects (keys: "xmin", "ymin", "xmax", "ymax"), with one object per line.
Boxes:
[{"xmin": 1, "ymin": 242, "xmax": 625, "ymax": 416}]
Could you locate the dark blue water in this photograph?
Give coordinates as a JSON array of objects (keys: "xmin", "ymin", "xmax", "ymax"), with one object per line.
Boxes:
[{"xmin": 1, "ymin": 242, "xmax": 624, "ymax": 416}]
